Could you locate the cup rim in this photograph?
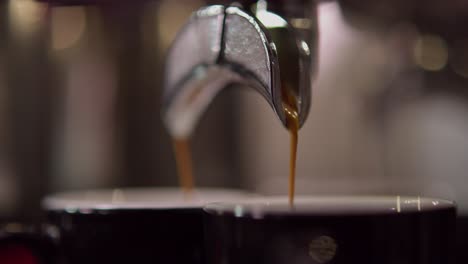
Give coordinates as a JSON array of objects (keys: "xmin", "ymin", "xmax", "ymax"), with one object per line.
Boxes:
[
  {"xmin": 203, "ymin": 195, "xmax": 456, "ymax": 218},
  {"xmin": 42, "ymin": 187, "xmax": 255, "ymax": 211}
]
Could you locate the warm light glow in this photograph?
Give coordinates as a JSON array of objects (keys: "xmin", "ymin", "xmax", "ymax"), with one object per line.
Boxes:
[
  {"xmin": 8, "ymin": 0, "xmax": 45, "ymax": 35},
  {"xmin": 4, "ymin": 223, "xmax": 23, "ymax": 233},
  {"xmin": 51, "ymin": 7, "xmax": 87, "ymax": 51},
  {"xmin": 413, "ymin": 34, "xmax": 448, "ymax": 71},
  {"xmin": 290, "ymin": 18, "xmax": 313, "ymax": 30},
  {"xmin": 156, "ymin": 0, "xmax": 203, "ymax": 51}
]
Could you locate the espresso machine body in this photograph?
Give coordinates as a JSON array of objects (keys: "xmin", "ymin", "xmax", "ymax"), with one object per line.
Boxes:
[{"xmin": 0, "ymin": 0, "xmax": 466, "ymax": 261}]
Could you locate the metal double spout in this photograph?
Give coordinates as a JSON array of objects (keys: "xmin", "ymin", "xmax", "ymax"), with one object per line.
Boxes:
[{"xmin": 162, "ymin": 0, "xmax": 317, "ymax": 138}]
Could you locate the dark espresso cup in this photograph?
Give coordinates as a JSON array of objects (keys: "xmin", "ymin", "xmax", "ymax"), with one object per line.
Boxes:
[
  {"xmin": 204, "ymin": 196, "xmax": 456, "ymax": 264},
  {"xmin": 0, "ymin": 188, "xmax": 253, "ymax": 264}
]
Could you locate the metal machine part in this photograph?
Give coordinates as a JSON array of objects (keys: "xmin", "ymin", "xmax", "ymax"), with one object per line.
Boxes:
[{"xmin": 162, "ymin": 1, "xmax": 317, "ymax": 138}]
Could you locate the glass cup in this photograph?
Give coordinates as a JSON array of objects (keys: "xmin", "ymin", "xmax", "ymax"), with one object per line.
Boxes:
[
  {"xmin": 203, "ymin": 196, "xmax": 456, "ymax": 264},
  {"xmin": 1, "ymin": 188, "xmax": 254, "ymax": 264}
]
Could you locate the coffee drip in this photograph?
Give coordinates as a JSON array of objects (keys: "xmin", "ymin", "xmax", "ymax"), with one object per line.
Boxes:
[
  {"xmin": 283, "ymin": 90, "xmax": 299, "ymax": 206},
  {"xmin": 170, "ymin": 88, "xmax": 300, "ymax": 204},
  {"xmin": 162, "ymin": 2, "xmax": 316, "ymax": 205},
  {"xmin": 172, "ymin": 138, "xmax": 195, "ymax": 195}
]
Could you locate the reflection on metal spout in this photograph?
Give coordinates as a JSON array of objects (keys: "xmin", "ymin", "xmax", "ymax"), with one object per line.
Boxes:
[
  {"xmin": 165, "ymin": 66, "xmax": 242, "ymax": 138},
  {"xmin": 255, "ymin": 1, "xmax": 287, "ymax": 28},
  {"xmin": 300, "ymin": 40, "xmax": 311, "ymax": 56},
  {"xmin": 163, "ymin": 5, "xmax": 279, "ymax": 138},
  {"xmin": 163, "ymin": 2, "xmax": 315, "ymax": 138}
]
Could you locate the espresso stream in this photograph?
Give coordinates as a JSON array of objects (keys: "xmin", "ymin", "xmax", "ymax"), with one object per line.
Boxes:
[
  {"xmin": 172, "ymin": 138, "xmax": 194, "ymax": 194},
  {"xmin": 171, "ymin": 91, "xmax": 299, "ymax": 205},
  {"xmin": 282, "ymin": 84, "xmax": 300, "ymax": 206}
]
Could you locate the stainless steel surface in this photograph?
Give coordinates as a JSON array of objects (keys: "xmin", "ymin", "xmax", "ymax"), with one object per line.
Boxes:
[{"xmin": 162, "ymin": 0, "xmax": 316, "ymax": 138}]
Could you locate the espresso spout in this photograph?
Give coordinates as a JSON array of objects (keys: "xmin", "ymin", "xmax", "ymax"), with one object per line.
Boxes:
[{"xmin": 162, "ymin": 1, "xmax": 317, "ymax": 138}]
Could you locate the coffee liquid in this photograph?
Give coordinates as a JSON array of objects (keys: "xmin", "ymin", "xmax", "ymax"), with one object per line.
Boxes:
[
  {"xmin": 268, "ymin": 26, "xmax": 301, "ymax": 206},
  {"xmin": 172, "ymin": 138, "xmax": 195, "ymax": 195},
  {"xmin": 171, "ymin": 101, "xmax": 298, "ymax": 205},
  {"xmin": 171, "ymin": 26, "xmax": 301, "ymax": 205},
  {"xmin": 282, "ymin": 84, "xmax": 300, "ymax": 206}
]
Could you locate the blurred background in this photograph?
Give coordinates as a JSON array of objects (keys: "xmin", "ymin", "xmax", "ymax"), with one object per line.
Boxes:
[{"xmin": 0, "ymin": 0, "xmax": 467, "ymax": 256}]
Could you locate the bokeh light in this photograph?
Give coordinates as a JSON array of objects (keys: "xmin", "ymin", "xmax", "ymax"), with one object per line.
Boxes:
[
  {"xmin": 51, "ymin": 7, "xmax": 87, "ymax": 51},
  {"xmin": 413, "ymin": 34, "xmax": 448, "ymax": 71},
  {"xmin": 8, "ymin": 0, "xmax": 45, "ymax": 36}
]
